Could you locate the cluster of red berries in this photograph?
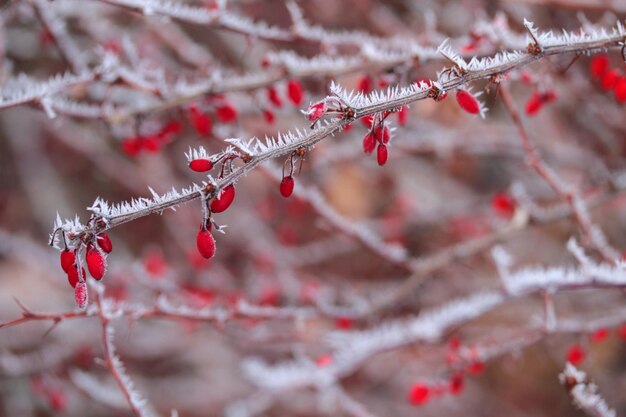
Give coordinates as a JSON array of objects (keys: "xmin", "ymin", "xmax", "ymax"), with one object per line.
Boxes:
[
  {"xmin": 121, "ymin": 121, "xmax": 182, "ymax": 157},
  {"xmin": 525, "ymin": 89, "xmax": 557, "ymax": 116},
  {"xmin": 589, "ymin": 54, "xmax": 626, "ymax": 103},
  {"xmin": 59, "ymin": 233, "xmax": 112, "ymax": 307},
  {"xmin": 362, "ymin": 117, "xmax": 391, "ymax": 166},
  {"xmin": 266, "ymin": 79, "xmax": 305, "ymax": 108},
  {"xmin": 188, "ymin": 97, "xmax": 239, "ymax": 137},
  {"xmin": 408, "ymin": 338, "xmax": 485, "ymax": 407}
]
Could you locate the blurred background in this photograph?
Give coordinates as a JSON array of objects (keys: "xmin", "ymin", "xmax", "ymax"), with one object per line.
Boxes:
[{"xmin": 0, "ymin": 0, "xmax": 625, "ymax": 416}]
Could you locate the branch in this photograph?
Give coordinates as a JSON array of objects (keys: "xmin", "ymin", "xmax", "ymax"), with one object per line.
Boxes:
[
  {"xmin": 560, "ymin": 363, "xmax": 618, "ymax": 417},
  {"xmin": 52, "ymin": 20, "xmax": 626, "ymax": 244}
]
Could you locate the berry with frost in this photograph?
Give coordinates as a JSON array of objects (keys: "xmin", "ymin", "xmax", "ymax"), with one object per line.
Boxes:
[{"xmin": 210, "ymin": 185, "xmax": 236, "ymax": 213}]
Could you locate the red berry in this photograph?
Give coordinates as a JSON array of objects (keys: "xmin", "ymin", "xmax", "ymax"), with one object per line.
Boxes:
[
  {"xmin": 74, "ymin": 281, "xmax": 88, "ymax": 308},
  {"xmin": 362, "ymin": 133, "xmax": 376, "ymax": 154},
  {"xmin": 287, "ymin": 79, "xmax": 304, "ymax": 105},
  {"xmin": 377, "ymin": 144, "xmax": 388, "ymax": 166},
  {"xmin": 590, "ymin": 55, "xmax": 609, "ymax": 79},
  {"xmin": 307, "ymin": 102, "xmax": 326, "ymax": 121},
  {"xmin": 600, "ymin": 69, "xmax": 619, "ymax": 91},
  {"xmin": 189, "ymin": 159, "xmax": 213, "ymax": 172},
  {"xmin": 121, "ymin": 137, "xmax": 141, "ymax": 157},
  {"xmin": 189, "ymin": 106, "xmax": 212, "ymax": 136},
  {"xmin": 267, "ymin": 86, "xmax": 282, "ymax": 107},
  {"xmin": 357, "ymin": 75, "xmax": 373, "ymax": 93},
  {"xmin": 467, "ymin": 361, "xmax": 485, "ymax": 375},
  {"xmin": 566, "ymin": 344, "xmax": 585, "ymax": 365},
  {"xmin": 160, "ymin": 120, "xmax": 182, "ymax": 137},
  {"xmin": 210, "ymin": 185, "xmax": 236, "ymax": 213},
  {"xmin": 397, "ymin": 106, "xmax": 408, "ymax": 126},
  {"xmin": 141, "ymin": 136, "xmax": 160, "ymax": 153},
  {"xmin": 263, "ymin": 109, "xmax": 275, "ymax": 124},
  {"xmin": 335, "ymin": 317, "xmax": 353, "ymax": 330},
  {"xmin": 408, "ymin": 383, "xmax": 430, "ymax": 406},
  {"xmin": 591, "ymin": 328, "xmax": 609, "ymax": 343},
  {"xmin": 492, "ymin": 192, "xmax": 516, "ymax": 218},
  {"xmin": 315, "ymin": 355, "xmax": 333, "ymax": 367},
  {"xmin": 456, "ymin": 89, "xmax": 480, "ymax": 114},
  {"xmin": 449, "ymin": 372, "xmax": 464, "ymax": 395},
  {"xmin": 67, "ymin": 265, "xmax": 86, "ymax": 288},
  {"xmin": 96, "ymin": 233, "xmax": 113, "ymax": 254},
  {"xmin": 196, "ymin": 229, "xmax": 216, "ymax": 259},
  {"xmin": 525, "ymin": 92, "xmax": 544, "ymax": 116},
  {"xmin": 86, "ymin": 245, "xmax": 106, "ymax": 280},
  {"xmin": 614, "ymin": 76, "xmax": 626, "ymax": 103},
  {"xmin": 374, "ymin": 125, "xmax": 390, "ymax": 144},
  {"xmin": 144, "ymin": 251, "xmax": 168, "ymax": 277},
  {"xmin": 60, "ymin": 249, "xmax": 76, "ymax": 273},
  {"xmin": 216, "ymin": 102, "xmax": 238, "ymax": 123},
  {"xmin": 48, "ymin": 389, "xmax": 67, "ymax": 412},
  {"xmin": 280, "ymin": 176, "xmax": 295, "ymax": 198},
  {"xmin": 360, "ymin": 114, "xmax": 374, "ymax": 127}
]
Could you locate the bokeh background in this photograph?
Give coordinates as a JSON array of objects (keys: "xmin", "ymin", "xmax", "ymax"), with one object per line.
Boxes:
[{"xmin": 0, "ymin": 0, "xmax": 625, "ymax": 416}]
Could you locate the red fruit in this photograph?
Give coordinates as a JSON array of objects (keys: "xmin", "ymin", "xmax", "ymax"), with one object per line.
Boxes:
[
  {"xmin": 96, "ymin": 233, "xmax": 113, "ymax": 253},
  {"xmin": 48, "ymin": 389, "xmax": 67, "ymax": 412},
  {"xmin": 196, "ymin": 229, "xmax": 216, "ymax": 259},
  {"xmin": 600, "ymin": 69, "xmax": 619, "ymax": 91},
  {"xmin": 267, "ymin": 86, "xmax": 282, "ymax": 107},
  {"xmin": 216, "ymin": 102, "xmax": 238, "ymax": 123},
  {"xmin": 614, "ymin": 77, "xmax": 626, "ymax": 103},
  {"xmin": 189, "ymin": 159, "xmax": 213, "ymax": 172},
  {"xmin": 141, "ymin": 136, "xmax": 160, "ymax": 153},
  {"xmin": 263, "ymin": 109, "xmax": 275, "ymax": 124},
  {"xmin": 210, "ymin": 185, "xmax": 236, "ymax": 213},
  {"xmin": 160, "ymin": 120, "xmax": 182, "ymax": 137},
  {"xmin": 287, "ymin": 79, "xmax": 304, "ymax": 105},
  {"xmin": 377, "ymin": 144, "xmax": 388, "ymax": 166},
  {"xmin": 67, "ymin": 265, "xmax": 86, "ymax": 288},
  {"xmin": 189, "ymin": 106, "xmax": 212, "ymax": 136},
  {"xmin": 362, "ymin": 133, "xmax": 376, "ymax": 154},
  {"xmin": 60, "ymin": 249, "xmax": 76, "ymax": 273},
  {"xmin": 525, "ymin": 92, "xmax": 544, "ymax": 116},
  {"xmin": 361, "ymin": 114, "xmax": 374, "ymax": 127},
  {"xmin": 397, "ymin": 106, "xmax": 408, "ymax": 126},
  {"xmin": 357, "ymin": 75, "xmax": 373, "ymax": 93},
  {"xmin": 618, "ymin": 324, "xmax": 626, "ymax": 341},
  {"xmin": 492, "ymin": 192, "xmax": 516, "ymax": 218},
  {"xmin": 121, "ymin": 137, "xmax": 141, "ymax": 157},
  {"xmin": 74, "ymin": 281, "xmax": 88, "ymax": 308},
  {"xmin": 408, "ymin": 383, "xmax": 430, "ymax": 406},
  {"xmin": 307, "ymin": 102, "xmax": 326, "ymax": 121},
  {"xmin": 374, "ymin": 125, "xmax": 390, "ymax": 144},
  {"xmin": 280, "ymin": 176, "xmax": 295, "ymax": 198},
  {"xmin": 590, "ymin": 54, "xmax": 609, "ymax": 79},
  {"xmin": 86, "ymin": 245, "xmax": 106, "ymax": 280},
  {"xmin": 467, "ymin": 361, "xmax": 485, "ymax": 375},
  {"xmin": 335, "ymin": 317, "xmax": 354, "ymax": 330},
  {"xmin": 456, "ymin": 89, "xmax": 480, "ymax": 114},
  {"xmin": 315, "ymin": 355, "xmax": 333, "ymax": 367},
  {"xmin": 144, "ymin": 252, "xmax": 167, "ymax": 277},
  {"xmin": 591, "ymin": 328, "xmax": 609, "ymax": 343},
  {"xmin": 566, "ymin": 344, "xmax": 585, "ymax": 365},
  {"xmin": 449, "ymin": 372, "xmax": 464, "ymax": 395}
]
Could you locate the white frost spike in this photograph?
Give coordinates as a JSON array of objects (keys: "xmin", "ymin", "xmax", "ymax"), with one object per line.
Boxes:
[
  {"xmin": 559, "ymin": 363, "xmax": 617, "ymax": 417},
  {"xmin": 436, "ymin": 39, "xmax": 468, "ymax": 71},
  {"xmin": 329, "ymin": 80, "xmax": 431, "ymax": 110}
]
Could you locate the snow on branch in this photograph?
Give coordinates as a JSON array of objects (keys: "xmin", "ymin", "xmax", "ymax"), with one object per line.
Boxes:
[
  {"xmin": 560, "ymin": 363, "xmax": 617, "ymax": 417},
  {"xmin": 50, "ymin": 19, "xmax": 626, "ymax": 245}
]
